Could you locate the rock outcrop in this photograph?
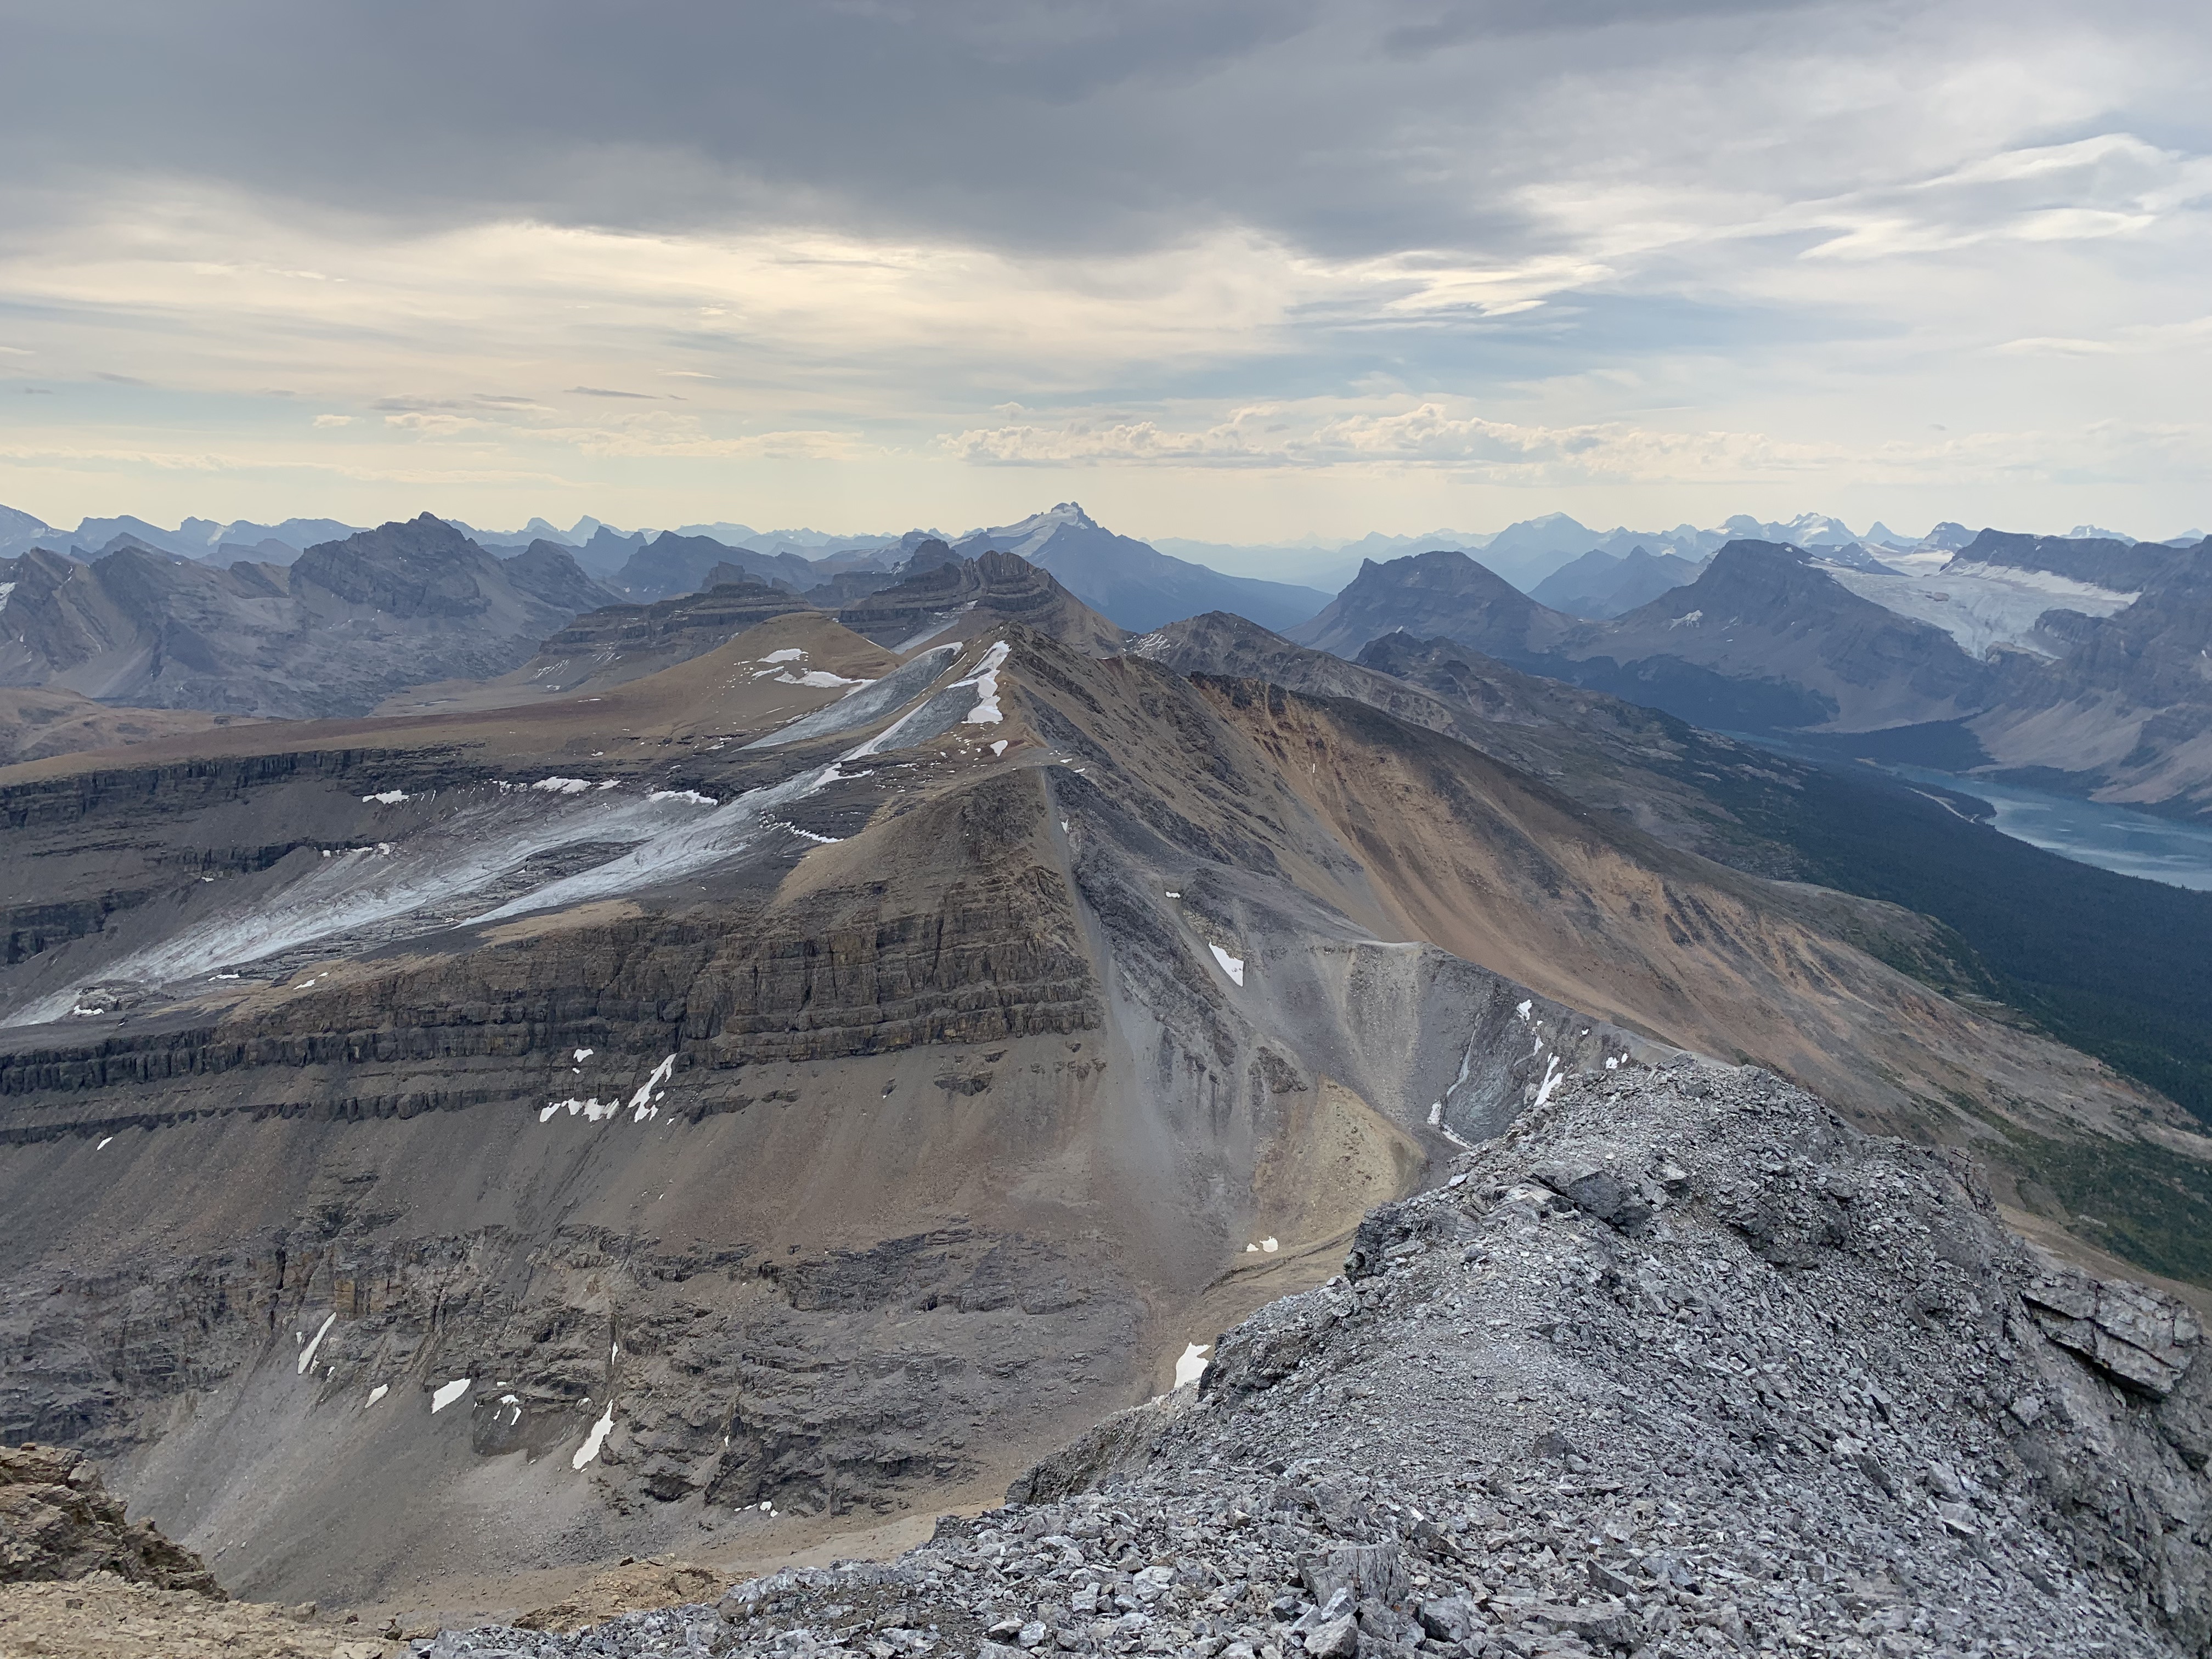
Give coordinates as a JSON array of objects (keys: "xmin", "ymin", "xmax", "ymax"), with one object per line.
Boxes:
[
  {"xmin": 0, "ymin": 1442, "xmax": 219, "ymax": 1594},
  {"xmin": 1973, "ymin": 538, "xmax": 2212, "ymax": 818},
  {"xmin": 837, "ymin": 550, "xmax": 1127, "ymax": 654}
]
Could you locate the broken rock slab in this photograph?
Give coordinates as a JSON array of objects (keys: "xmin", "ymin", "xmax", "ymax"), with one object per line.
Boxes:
[
  {"xmin": 2023, "ymin": 1251, "xmax": 2203, "ymax": 1397},
  {"xmin": 1297, "ymin": 1542, "xmax": 1407, "ymax": 1610}
]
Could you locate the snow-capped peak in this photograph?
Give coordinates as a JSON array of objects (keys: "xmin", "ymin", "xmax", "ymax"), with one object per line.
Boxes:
[{"xmin": 968, "ymin": 502, "xmax": 1099, "ymax": 558}]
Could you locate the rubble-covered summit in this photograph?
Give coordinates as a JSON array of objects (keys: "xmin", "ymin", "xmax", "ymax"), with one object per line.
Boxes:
[{"xmin": 408, "ymin": 1058, "xmax": 2212, "ymax": 1658}]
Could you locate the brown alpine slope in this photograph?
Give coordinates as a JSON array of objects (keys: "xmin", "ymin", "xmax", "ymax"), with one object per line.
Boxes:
[
  {"xmin": 1138, "ymin": 611, "xmax": 1831, "ymax": 874},
  {"xmin": 1007, "ymin": 640, "xmax": 2170, "ymax": 1147},
  {"xmin": 0, "ymin": 618, "xmax": 1596, "ymax": 1613},
  {"xmin": 380, "ymin": 575, "xmax": 817, "ymax": 713},
  {"xmin": 0, "ymin": 687, "xmax": 251, "ymax": 766},
  {"xmin": 0, "ymin": 590, "xmax": 2196, "ymax": 1622}
]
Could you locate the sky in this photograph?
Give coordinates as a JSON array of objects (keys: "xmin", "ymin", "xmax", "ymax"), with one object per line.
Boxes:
[{"xmin": 0, "ymin": 0, "xmax": 2206, "ymax": 545}]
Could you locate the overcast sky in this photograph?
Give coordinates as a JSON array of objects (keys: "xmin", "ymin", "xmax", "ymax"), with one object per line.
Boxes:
[{"xmin": 0, "ymin": 0, "xmax": 2205, "ymax": 543}]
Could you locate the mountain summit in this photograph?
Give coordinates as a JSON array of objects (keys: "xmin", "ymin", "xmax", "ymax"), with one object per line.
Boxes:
[{"xmin": 954, "ymin": 504, "xmax": 1331, "ymax": 633}]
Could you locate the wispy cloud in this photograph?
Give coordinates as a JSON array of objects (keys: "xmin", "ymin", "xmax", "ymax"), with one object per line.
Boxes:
[{"xmin": 944, "ymin": 399, "xmax": 2212, "ymax": 488}]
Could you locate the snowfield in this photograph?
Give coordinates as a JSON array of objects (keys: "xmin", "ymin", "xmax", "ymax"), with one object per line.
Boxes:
[{"xmin": 1826, "ymin": 557, "xmax": 2138, "ymax": 658}]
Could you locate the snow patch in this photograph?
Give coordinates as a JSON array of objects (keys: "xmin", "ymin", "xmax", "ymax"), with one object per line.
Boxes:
[
  {"xmin": 573, "ymin": 1047, "xmax": 593, "ymax": 1062},
  {"xmin": 1515, "ymin": 999, "xmax": 1533, "ymax": 1021},
  {"xmin": 1533, "ymin": 1053, "xmax": 1564, "ymax": 1108},
  {"xmin": 296, "ymin": 1312, "xmax": 336, "ymax": 1375},
  {"xmin": 759, "ymin": 648, "xmax": 805, "ymax": 663},
  {"xmin": 1173, "ymin": 1342, "xmax": 1210, "ymax": 1390},
  {"xmin": 573, "ymin": 1401, "xmax": 616, "ymax": 1470},
  {"xmin": 647, "ymin": 789, "xmax": 718, "ymax": 806},
  {"xmin": 953, "ymin": 639, "xmax": 1010, "ymax": 725},
  {"xmin": 990, "ymin": 740, "xmax": 1008, "ymax": 757},
  {"xmin": 1261, "ymin": 1237, "xmax": 1278, "ymax": 1254},
  {"xmin": 1208, "ymin": 944, "xmax": 1245, "ymax": 985},
  {"xmin": 744, "ymin": 643, "xmax": 958, "ymax": 752},
  {"xmin": 629, "ymin": 1054, "xmax": 676, "ymax": 1121},
  {"xmin": 94, "ymin": 1135, "xmax": 113, "ymax": 1150},
  {"xmin": 786, "ymin": 669, "xmax": 867, "ymax": 689},
  {"xmin": 362, "ymin": 790, "xmax": 410, "ymax": 805},
  {"xmin": 431, "ymin": 1378, "xmax": 471, "ymax": 1413},
  {"xmin": 549, "ymin": 1091, "xmax": 634, "ymax": 1122},
  {"xmin": 531, "ymin": 777, "xmax": 594, "ymax": 794},
  {"xmin": 365, "ymin": 1384, "xmax": 388, "ymax": 1407}
]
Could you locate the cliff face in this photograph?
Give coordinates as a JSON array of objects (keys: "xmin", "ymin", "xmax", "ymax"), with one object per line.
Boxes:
[
  {"xmin": 1577, "ymin": 541, "xmax": 1993, "ymax": 731},
  {"xmin": 1286, "ymin": 549, "xmax": 1567, "ymax": 663},
  {"xmin": 836, "ymin": 549, "xmax": 1128, "ymax": 655}
]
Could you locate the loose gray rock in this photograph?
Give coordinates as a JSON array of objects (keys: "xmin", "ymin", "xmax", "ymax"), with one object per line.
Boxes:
[{"xmin": 409, "ymin": 1064, "xmax": 2212, "ymax": 1658}]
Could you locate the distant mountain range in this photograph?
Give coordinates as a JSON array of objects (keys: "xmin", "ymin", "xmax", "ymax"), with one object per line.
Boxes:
[
  {"xmin": 2, "ymin": 496, "xmax": 2203, "ymax": 815},
  {"xmin": 1289, "ymin": 529, "xmax": 2212, "ymax": 817},
  {"xmin": 1529, "ymin": 545, "xmax": 1708, "ymax": 618},
  {"xmin": 7, "ymin": 497, "xmax": 2198, "ymax": 606},
  {"xmin": 0, "ymin": 516, "xmax": 617, "ymax": 718}
]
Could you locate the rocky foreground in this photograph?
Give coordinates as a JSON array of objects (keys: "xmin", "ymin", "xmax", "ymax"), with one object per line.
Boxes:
[{"xmin": 406, "ymin": 1058, "xmax": 2212, "ymax": 1659}]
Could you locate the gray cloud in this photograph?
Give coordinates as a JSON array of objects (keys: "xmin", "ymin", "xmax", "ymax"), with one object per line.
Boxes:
[{"xmin": 10, "ymin": 0, "xmax": 2198, "ymax": 267}]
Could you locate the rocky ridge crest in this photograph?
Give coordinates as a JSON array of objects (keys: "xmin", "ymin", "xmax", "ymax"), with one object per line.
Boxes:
[{"xmin": 409, "ymin": 1058, "xmax": 2212, "ymax": 1657}]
